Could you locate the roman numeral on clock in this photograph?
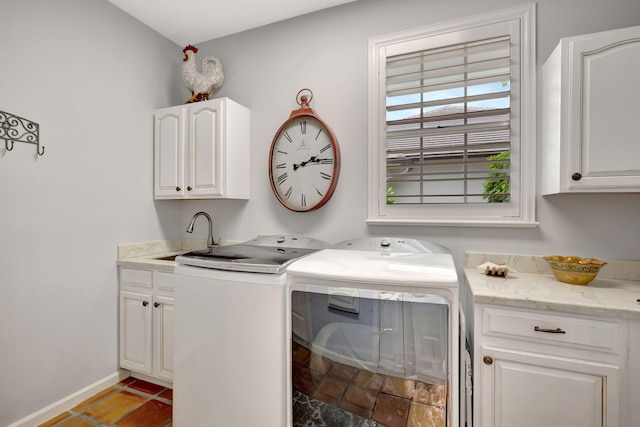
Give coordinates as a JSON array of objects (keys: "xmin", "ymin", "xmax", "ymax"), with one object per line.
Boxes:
[
  {"xmin": 283, "ymin": 132, "xmax": 292, "ymax": 143},
  {"xmin": 284, "ymin": 186, "xmax": 293, "ymax": 199},
  {"xmin": 315, "ymin": 128, "xmax": 324, "ymax": 140},
  {"xmin": 277, "ymin": 172, "xmax": 288, "ymax": 185},
  {"xmin": 301, "ymin": 193, "xmax": 306, "ymax": 207},
  {"xmin": 320, "ymin": 143, "xmax": 331, "ymax": 153},
  {"xmin": 320, "ymin": 172, "xmax": 331, "ymax": 180},
  {"xmin": 300, "ymin": 120, "xmax": 307, "ymax": 134},
  {"xmin": 276, "ymin": 163, "xmax": 286, "ymax": 169}
]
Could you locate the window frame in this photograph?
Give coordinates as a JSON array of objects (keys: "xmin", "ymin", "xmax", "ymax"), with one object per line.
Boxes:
[{"xmin": 367, "ymin": 4, "xmax": 538, "ymax": 227}]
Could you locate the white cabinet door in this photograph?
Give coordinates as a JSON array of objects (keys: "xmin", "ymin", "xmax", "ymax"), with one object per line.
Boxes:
[
  {"xmin": 542, "ymin": 25, "xmax": 640, "ymax": 194},
  {"xmin": 120, "ymin": 290, "xmax": 152, "ymax": 374},
  {"xmin": 480, "ymin": 346, "xmax": 618, "ymax": 427},
  {"xmin": 186, "ymin": 101, "xmax": 223, "ymax": 198},
  {"xmin": 154, "ymin": 106, "xmax": 185, "ymax": 198},
  {"xmin": 153, "ymin": 295, "xmax": 174, "ymax": 381}
]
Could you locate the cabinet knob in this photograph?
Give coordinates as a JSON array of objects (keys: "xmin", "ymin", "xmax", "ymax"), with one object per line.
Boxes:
[
  {"xmin": 187, "ymin": 186, "xmax": 192, "ymax": 191},
  {"xmin": 176, "ymin": 186, "xmax": 181, "ymax": 191},
  {"xmin": 154, "ymin": 302, "xmax": 160, "ymax": 308},
  {"xmin": 483, "ymin": 356, "xmax": 493, "ymax": 365},
  {"xmin": 571, "ymin": 172, "xmax": 582, "ymax": 181},
  {"xmin": 142, "ymin": 301, "xmax": 149, "ymax": 307}
]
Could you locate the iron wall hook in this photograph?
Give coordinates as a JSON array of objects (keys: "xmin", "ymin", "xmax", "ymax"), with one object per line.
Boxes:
[{"xmin": 1, "ymin": 110, "xmax": 43, "ymax": 156}]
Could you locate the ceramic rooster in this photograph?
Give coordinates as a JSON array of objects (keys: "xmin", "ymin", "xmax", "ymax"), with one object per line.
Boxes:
[{"xmin": 181, "ymin": 45, "xmax": 224, "ymax": 103}]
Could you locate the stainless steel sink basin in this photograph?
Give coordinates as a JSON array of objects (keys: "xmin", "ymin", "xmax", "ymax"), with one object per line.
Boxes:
[{"xmin": 154, "ymin": 254, "xmax": 179, "ymax": 261}]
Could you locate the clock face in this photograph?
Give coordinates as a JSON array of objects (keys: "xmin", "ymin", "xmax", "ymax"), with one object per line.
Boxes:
[{"xmin": 269, "ymin": 114, "xmax": 339, "ymax": 212}]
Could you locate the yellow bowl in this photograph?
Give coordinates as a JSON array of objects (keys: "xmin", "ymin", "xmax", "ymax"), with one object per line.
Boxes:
[{"xmin": 544, "ymin": 255, "xmax": 607, "ymax": 285}]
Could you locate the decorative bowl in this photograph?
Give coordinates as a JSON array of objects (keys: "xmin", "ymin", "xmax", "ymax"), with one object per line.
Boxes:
[{"xmin": 543, "ymin": 255, "xmax": 607, "ymax": 285}]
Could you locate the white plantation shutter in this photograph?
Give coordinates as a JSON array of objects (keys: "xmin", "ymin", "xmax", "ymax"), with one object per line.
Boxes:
[
  {"xmin": 385, "ymin": 36, "xmax": 512, "ymax": 204},
  {"xmin": 368, "ymin": 5, "xmax": 536, "ymax": 226}
]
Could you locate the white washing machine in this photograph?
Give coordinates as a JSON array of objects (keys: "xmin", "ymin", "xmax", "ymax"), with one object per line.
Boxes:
[
  {"xmin": 286, "ymin": 237, "xmax": 461, "ymax": 427},
  {"xmin": 172, "ymin": 235, "xmax": 329, "ymax": 427}
]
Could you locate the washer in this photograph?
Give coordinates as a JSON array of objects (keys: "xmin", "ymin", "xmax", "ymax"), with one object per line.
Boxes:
[
  {"xmin": 286, "ymin": 237, "xmax": 460, "ymax": 427},
  {"xmin": 173, "ymin": 235, "xmax": 329, "ymax": 427}
]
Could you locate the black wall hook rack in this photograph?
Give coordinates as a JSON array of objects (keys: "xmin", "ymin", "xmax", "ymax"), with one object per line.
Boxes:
[{"xmin": 0, "ymin": 110, "xmax": 43, "ymax": 156}]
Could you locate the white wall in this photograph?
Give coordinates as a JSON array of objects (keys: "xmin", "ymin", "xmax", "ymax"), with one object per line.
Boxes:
[
  {"xmin": 181, "ymin": 0, "xmax": 640, "ymax": 267},
  {"xmin": 0, "ymin": 1, "xmax": 180, "ymax": 424}
]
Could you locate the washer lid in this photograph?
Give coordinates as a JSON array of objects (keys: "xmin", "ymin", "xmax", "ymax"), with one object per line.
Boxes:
[
  {"xmin": 287, "ymin": 249, "xmax": 459, "ymax": 288},
  {"xmin": 332, "ymin": 237, "xmax": 450, "ymax": 254}
]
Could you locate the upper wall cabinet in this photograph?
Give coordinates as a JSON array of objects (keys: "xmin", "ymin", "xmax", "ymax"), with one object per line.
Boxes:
[
  {"xmin": 154, "ymin": 98, "xmax": 250, "ymax": 200},
  {"xmin": 542, "ymin": 25, "xmax": 640, "ymax": 195}
]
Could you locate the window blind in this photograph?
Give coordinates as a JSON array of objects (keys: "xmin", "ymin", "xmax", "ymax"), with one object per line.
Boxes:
[{"xmin": 385, "ymin": 35, "xmax": 512, "ymax": 205}]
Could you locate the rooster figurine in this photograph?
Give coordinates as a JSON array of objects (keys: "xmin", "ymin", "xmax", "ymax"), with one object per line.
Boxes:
[{"xmin": 182, "ymin": 45, "xmax": 224, "ymax": 104}]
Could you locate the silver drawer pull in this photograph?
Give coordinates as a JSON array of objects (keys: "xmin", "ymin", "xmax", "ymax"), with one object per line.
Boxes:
[{"xmin": 534, "ymin": 326, "xmax": 566, "ymax": 334}]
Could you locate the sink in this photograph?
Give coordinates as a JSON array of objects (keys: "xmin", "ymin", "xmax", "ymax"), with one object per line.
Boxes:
[{"xmin": 153, "ymin": 254, "xmax": 179, "ymax": 261}]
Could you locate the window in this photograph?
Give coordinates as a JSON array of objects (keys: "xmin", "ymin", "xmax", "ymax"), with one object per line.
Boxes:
[{"xmin": 368, "ymin": 4, "xmax": 537, "ymax": 227}]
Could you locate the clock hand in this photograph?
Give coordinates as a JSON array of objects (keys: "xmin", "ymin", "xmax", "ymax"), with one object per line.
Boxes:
[{"xmin": 292, "ymin": 156, "xmax": 332, "ymax": 171}]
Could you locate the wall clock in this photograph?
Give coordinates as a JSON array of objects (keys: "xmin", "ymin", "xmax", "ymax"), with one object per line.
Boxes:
[{"xmin": 268, "ymin": 89, "xmax": 341, "ymax": 212}]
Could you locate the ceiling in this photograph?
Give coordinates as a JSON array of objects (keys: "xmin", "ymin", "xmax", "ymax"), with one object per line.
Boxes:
[{"xmin": 108, "ymin": 0, "xmax": 358, "ymax": 47}]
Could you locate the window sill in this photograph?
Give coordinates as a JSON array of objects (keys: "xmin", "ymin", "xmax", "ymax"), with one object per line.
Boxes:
[{"xmin": 366, "ymin": 217, "xmax": 539, "ymax": 228}]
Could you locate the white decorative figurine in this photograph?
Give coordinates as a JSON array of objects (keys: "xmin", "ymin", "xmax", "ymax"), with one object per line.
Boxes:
[{"xmin": 181, "ymin": 45, "xmax": 224, "ymax": 103}]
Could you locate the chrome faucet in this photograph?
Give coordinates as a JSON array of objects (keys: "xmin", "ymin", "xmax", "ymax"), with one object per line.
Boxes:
[{"xmin": 186, "ymin": 211, "xmax": 217, "ymax": 248}]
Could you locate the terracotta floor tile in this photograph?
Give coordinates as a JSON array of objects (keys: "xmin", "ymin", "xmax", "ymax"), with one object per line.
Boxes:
[
  {"xmin": 413, "ymin": 382, "xmax": 446, "ymax": 408},
  {"xmin": 83, "ymin": 390, "xmax": 146, "ymax": 424},
  {"xmin": 327, "ymin": 361, "xmax": 357, "ymax": 382},
  {"xmin": 118, "ymin": 377, "xmax": 137, "ymax": 386},
  {"xmin": 339, "ymin": 398, "xmax": 373, "ymax": 419},
  {"xmin": 292, "ymin": 343, "xmax": 311, "ymax": 365},
  {"xmin": 407, "ymin": 402, "xmax": 445, "ymax": 427},
  {"xmin": 127, "ymin": 379, "xmax": 166, "ymax": 396},
  {"xmin": 72, "ymin": 386, "xmax": 118, "ymax": 411},
  {"xmin": 56, "ymin": 416, "xmax": 100, "ymax": 427},
  {"xmin": 372, "ymin": 393, "xmax": 411, "ymax": 427},
  {"xmin": 343, "ymin": 385, "xmax": 378, "ymax": 410},
  {"xmin": 293, "ymin": 366, "xmax": 324, "ymax": 395},
  {"xmin": 38, "ymin": 411, "xmax": 72, "ymax": 427},
  {"xmin": 308, "ymin": 353, "xmax": 333, "ymax": 374},
  {"xmin": 313, "ymin": 377, "xmax": 347, "ymax": 405},
  {"xmin": 158, "ymin": 388, "xmax": 173, "ymax": 401},
  {"xmin": 354, "ymin": 370, "xmax": 385, "ymax": 392},
  {"xmin": 115, "ymin": 399, "xmax": 172, "ymax": 426},
  {"xmin": 382, "ymin": 376, "xmax": 416, "ymax": 399}
]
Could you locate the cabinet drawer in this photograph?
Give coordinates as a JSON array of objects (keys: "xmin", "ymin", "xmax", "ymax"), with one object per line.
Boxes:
[
  {"xmin": 154, "ymin": 270, "xmax": 175, "ymax": 293},
  {"xmin": 120, "ymin": 268, "xmax": 152, "ymax": 289},
  {"xmin": 482, "ymin": 307, "xmax": 620, "ymax": 354}
]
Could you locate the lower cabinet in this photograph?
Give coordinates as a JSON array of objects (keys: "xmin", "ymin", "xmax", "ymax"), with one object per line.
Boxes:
[
  {"xmin": 119, "ymin": 267, "xmax": 174, "ymax": 382},
  {"xmin": 473, "ymin": 304, "xmax": 626, "ymax": 427}
]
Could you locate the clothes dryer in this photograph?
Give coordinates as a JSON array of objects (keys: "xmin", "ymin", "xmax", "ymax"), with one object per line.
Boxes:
[{"xmin": 286, "ymin": 237, "xmax": 460, "ymax": 427}]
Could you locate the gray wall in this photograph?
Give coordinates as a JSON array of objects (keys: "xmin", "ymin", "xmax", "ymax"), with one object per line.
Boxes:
[
  {"xmin": 183, "ymin": 0, "xmax": 640, "ymax": 266},
  {"xmin": 1, "ymin": 0, "xmax": 639, "ymax": 424},
  {"xmin": 0, "ymin": 0, "xmax": 179, "ymax": 424}
]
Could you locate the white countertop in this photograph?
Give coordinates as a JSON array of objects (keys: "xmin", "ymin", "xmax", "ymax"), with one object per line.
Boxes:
[
  {"xmin": 116, "ymin": 239, "xmax": 207, "ymax": 272},
  {"xmin": 465, "ymin": 252, "xmax": 640, "ymax": 320}
]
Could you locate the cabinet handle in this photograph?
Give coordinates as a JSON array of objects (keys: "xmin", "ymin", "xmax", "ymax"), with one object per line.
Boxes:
[
  {"xmin": 142, "ymin": 301, "xmax": 149, "ymax": 307},
  {"xmin": 534, "ymin": 326, "xmax": 566, "ymax": 334},
  {"xmin": 483, "ymin": 356, "xmax": 493, "ymax": 365},
  {"xmin": 571, "ymin": 172, "xmax": 582, "ymax": 181},
  {"xmin": 187, "ymin": 186, "xmax": 192, "ymax": 191},
  {"xmin": 154, "ymin": 302, "xmax": 160, "ymax": 308},
  {"xmin": 176, "ymin": 186, "xmax": 181, "ymax": 191}
]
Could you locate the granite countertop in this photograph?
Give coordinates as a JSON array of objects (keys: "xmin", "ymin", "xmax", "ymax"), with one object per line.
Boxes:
[
  {"xmin": 116, "ymin": 239, "xmax": 207, "ymax": 272},
  {"xmin": 465, "ymin": 252, "xmax": 640, "ymax": 320}
]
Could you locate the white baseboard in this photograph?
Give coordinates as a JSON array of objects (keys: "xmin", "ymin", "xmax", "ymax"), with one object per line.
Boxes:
[{"xmin": 7, "ymin": 370, "xmax": 130, "ymax": 427}]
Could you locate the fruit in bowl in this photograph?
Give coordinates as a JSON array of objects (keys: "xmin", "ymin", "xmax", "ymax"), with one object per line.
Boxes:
[{"xmin": 543, "ymin": 255, "xmax": 607, "ymax": 285}]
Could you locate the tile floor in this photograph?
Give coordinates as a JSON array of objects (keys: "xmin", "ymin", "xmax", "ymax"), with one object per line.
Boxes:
[
  {"xmin": 39, "ymin": 378, "xmax": 172, "ymax": 427},
  {"xmin": 292, "ymin": 342, "xmax": 447, "ymax": 427}
]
